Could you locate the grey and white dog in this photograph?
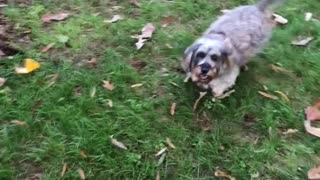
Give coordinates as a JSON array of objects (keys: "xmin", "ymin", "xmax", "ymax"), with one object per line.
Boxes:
[{"xmin": 182, "ymin": 0, "xmax": 282, "ymax": 99}]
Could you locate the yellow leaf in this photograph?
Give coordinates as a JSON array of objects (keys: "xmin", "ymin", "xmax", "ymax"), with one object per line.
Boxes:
[
  {"xmin": 15, "ymin": 59, "xmax": 40, "ymax": 74},
  {"xmin": 274, "ymin": 90, "xmax": 290, "ymax": 102}
]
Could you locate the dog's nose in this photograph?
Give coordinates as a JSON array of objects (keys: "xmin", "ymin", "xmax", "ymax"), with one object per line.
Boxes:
[{"xmin": 201, "ymin": 64, "xmax": 211, "ymax": 74}]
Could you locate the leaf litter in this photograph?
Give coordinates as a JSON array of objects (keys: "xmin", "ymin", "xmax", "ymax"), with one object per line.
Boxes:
[
  {"xmin": 165, "ymin": 137, "xmax": 176, "ymax": 149},
  {"xmin": 155, "ymin": 148, "xmax": 167, "ymax": 157},
  {"xmin": 78, "ymin": 168, "xmax": 85, "ymax": 180},
  {"xmin": 41, "ymin": 43, "xmax": 55, "ymax": 53},
  {"xmin": 80, "ymin": 151, "xmax": 87, "ymax": 158},
  {"xmin": 102, "ymin": 80, "xmax": 114, "ymax": 91},
  {"xmin": 111, "ymin": 137, "xmax": 128, "ymax": 150},
  {"xmin": 214, "ymin": 170, "xmax": 235, "ymax": 180},
  {"xmin": 282, "ymin": 129, "xmax": 299, "ymax": 135},
  {"xmin": 170, "ymin": 102, "xmax": 176, "ymax": 116},
  {"xmin": 61, "ymin": 163, "xmax": 67, "ymax": 177},
  {"xmin": 258, "ymin": 91, "xmax": 279, "ymax": 100},
  {"xmin": 272, "ymin": 13, "xmax": 288, "ymax": 25},
  {"xmin": 305, "ymin": 12, "xmax": 313, "ymax": 21},
  {"xmin": 11, "ymin": 120, "xmax": 27, "ymax": 126},
  {"xmin": 274, "ymin": 90, "xmax": 290, "ymax": 102},
  {"xmin": 270, "ymin": 64, "xmax": 291, "ymax": 73},
  {"xmin": 41, "ymin": 12, "xmax": 70, "ymax": 23},
  {"xmin": 131, "ymin": 83, "xmax": 143, "ymax": 88},
  {"xmin": 134, "ymin": 23, "xmax": 155, "ymax": 50},
  {"xmin": 304, "ymin": 99, "xmax": 320, "ymax": 137},
  {"xmin": 104, "ymin": 15, "xmax": 123, "ymax": 23},
  {"xmin": 0, "ymin": 77, "xmax": 6, "ymax": 87},
  {"xmin": 15, "ymin": 58, "xmax": 40, "ymax": 74},
  {"xmin": 292, "ymin": 37, "xmax": 314, "ymax": 46}
]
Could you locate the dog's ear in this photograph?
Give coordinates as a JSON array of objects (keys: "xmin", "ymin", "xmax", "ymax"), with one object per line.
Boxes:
[
  {"xmin": 182, "ymin": 43, "xmax": 202, "ymax": 72},
  {"xmin": 222, "ymin": 38, "xmax": 233, "ymax": 56}
]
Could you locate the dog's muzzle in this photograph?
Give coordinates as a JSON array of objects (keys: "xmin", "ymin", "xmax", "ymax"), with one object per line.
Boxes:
[{"xmin": 200, "ymin": 63, "xmax": 212, "ymax": 81}]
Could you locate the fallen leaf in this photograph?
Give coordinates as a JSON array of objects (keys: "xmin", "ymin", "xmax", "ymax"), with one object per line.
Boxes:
[
  {"xmin": 102, "ymin": 80, "xmax": 114, "ymax": 91},
  {"xmin": 15, "ymin": 59, "xmax": 40, "ymax": 74},
  {"xmin": 47, "ymin": 74, "xmax": 59, "ymax": 87},
  {"xmin": 282, "ymin": 129, "xmax": 299, "ymax": 135},
  {"xmin": 108, "ymin": 99, "xmax": 113, "ymax": 108},
  {"xmin": 308, "ymin": 166, "xmax": 320, "ymax": 180},
  {"xmin": 157, "ymin": 153, "xmax": 166, "ymax": 166},
  {"xmin": 165, "ymin": 44, "xmax": 173, "ymax": 49},
  {"xmin": 155, "ymin": 148, "xmax": 167, "ymax": 157},
  {"xmin": 193, "ymin": 92, "xmax": 207, "ymax": 111},
  {"xmin": 160, "ymin": 16, "xmax": 174, "ymax": 27},
  {"xmin": 274, "ymin": 91, "xmax": 290, "ymax": 102},
  {"xmin": 270, "ymin": 64, "xmax": 291, "ymax": 73},
  {"xmin": 80, "ymin": 151, "xmax": 87, "ymax": 158},
  {"xmin": 74, "ymin": 86, "xmax": 82, "ymax": 96},
  {"xmin": 104, "ymin": 15, "xmax": 123, "ymax": 23},
  {"xmin": 130, "ymin": 0, "xmax": 141, "ymax": 7},
  {"xmin": 41, "ymin": 12, "xmax": 70, "ymax": 23},
  {"xmin": 130, "ymin": 60, "xmax": 147, "ymax": 70},
  {"xmin": 11, "ymin": 120, "xmax": 27, "ymax": 126},
  {"xmin": 170, "ymin": 82, "xmax": 178, "ymax": 87},
  {"xmin": 304, "ymin": 99, "xmax": 320, "ymax": 137},
  {"xmin": 305, "ymin": 12, "xmax": 313, "ymax": 21},
  {"xmin": 61, "ymin": 163, "xmax": 67, "ymax": 177},
  {"xmin": 78, "ymin": 168, "xmax": 85, "ymax": 180},
  {"xmin": 214, "ymin": 170, "xmax": 235, "ymax": 180},
  {"xmin": 272, "ymin": 13, "xmax": 288, "ymax": 25},
  {"xmin": 156, "ymin": 171, "xmax": 160, "ymax": 180},
  {"xmin": 131, "ymin": 83, "xmax": 143, "ymax": 88},
  {"xmin": 292, "ymin": 37, "xmax": 314, "ymax": 46},
  {"xmin": 41, "ymin": 43, "xmax": 55, "ymax": 53},
  {"xmin": 170, "ymin": 102, "xmax": 176, "ymax": 116},
  {"xmin": 135, "ymin": 23, "xmax": 155, "ymax": 49},
  {"xmin": 86, "ymin": 58, "xmax": 97, "ymax": 68},
  {"xmin": 111, "ymin": 138, "xmax": 128, "ymax": 150},
  {"xmin": 258, "ymin": 91, "xmax": 279, "ymax": 100},
  {"xmin": 165, "ymin": 137, "xmax": 176, "ymax": 149},
  {"xmin": 0, "ymin": 77, "xmax": 6, "ymax": 87}
]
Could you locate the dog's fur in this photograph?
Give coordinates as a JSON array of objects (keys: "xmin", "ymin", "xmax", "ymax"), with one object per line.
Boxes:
[{"xmin": 182, "ymin": 0, "xmax": 282, "ymax": 98}]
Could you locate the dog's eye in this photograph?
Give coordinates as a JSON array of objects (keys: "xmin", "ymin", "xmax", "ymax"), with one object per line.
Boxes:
[
  {"xmin": 196, "ymin": 52, "xmax": 206, "ymax": 59},
  {"xmin": 211, "ymin": 55, "xmax": 218, "ymax": 61}
]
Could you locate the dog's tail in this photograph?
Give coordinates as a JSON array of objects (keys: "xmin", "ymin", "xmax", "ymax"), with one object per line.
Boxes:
[{"xmin": 257, "ymin": 0, "xmax": 283, "ymax": 11}]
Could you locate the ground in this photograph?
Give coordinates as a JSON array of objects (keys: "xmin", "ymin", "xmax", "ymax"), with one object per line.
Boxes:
[{"xmin": 1, "ymin": 0, "xmax": 320, "ymax": 179}]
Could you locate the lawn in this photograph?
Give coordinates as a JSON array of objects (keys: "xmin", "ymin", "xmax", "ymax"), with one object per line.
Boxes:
[{"xmin": 1, "ymin": 0, "xmax": 320, "ymax": 179}]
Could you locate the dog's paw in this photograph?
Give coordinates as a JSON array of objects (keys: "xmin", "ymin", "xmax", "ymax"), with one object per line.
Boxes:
[{"xmin": 213, "ymin": 89, "xmax": 235, "ymax": 100}]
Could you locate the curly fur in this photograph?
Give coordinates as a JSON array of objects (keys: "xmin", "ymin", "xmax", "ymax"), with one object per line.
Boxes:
[{"xmin": 182, "ymin": 0, "xmax": 283, "ymax": 98}]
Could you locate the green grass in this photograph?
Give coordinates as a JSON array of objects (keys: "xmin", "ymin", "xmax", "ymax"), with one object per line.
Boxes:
[{"xmin": 1, "ymin": 0, "xmax": 320, "ymax": 179}]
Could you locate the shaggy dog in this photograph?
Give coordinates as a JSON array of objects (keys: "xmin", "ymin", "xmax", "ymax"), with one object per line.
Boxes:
[{"xmin": 182, "ymin": 0, "xmax": 282, "ymax": 99}]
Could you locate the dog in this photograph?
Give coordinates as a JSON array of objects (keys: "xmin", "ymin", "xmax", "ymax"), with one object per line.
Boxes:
[{"xmin": 182, "ymin": 0, "xmax": 282, "ymax": 99}]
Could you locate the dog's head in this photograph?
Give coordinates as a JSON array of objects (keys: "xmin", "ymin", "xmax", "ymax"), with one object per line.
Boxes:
[{"xmin": 182, "ymin": 37, "xmax": 233, "ymax": 84}]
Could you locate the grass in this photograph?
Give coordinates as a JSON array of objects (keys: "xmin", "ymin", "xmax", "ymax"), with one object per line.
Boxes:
[{"xmin": 1, "ymin": 0, "xmax": 320, "ymax": 179}]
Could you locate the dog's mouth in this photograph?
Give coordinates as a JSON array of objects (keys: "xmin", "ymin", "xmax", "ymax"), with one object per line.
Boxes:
[{"xmin": 200, "ymin": 74, "xmax": 210, "ymax": 82}]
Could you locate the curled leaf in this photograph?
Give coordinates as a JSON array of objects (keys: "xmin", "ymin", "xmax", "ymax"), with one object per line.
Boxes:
[
  {"xmin": 111, "ymin": 138, "xmax": 128, "ymax": 150},
  {"xmin": 11, "ymin": 120, "xmax": 27, "ymax": 126},
  {"xmin": 131, "ymin": 83, "xmax": 143, "ymax": 88},
  {"xmin": 258, "ymin": 91, "xmax": 278, "ymax": 100},
  {"xmin": 80, "ymin": 151, "xmax": 87, "ymax": 158},
  {"xmin": 157, "ymin": 153, "xmax": 166, "ymax": 166},
  {"xmin": 270, "ymin": 64, "xmax": 291, "ymax": 73},
  {"xmin": 61, "ymin": 163, "xmax": 67, "ymax": 177},
  {"xmin": 41, "ymin": 43, "xmax": 55, "ymax": 53},
  {"xmin": 292, "ymin": 37, "xmax": 314, "ymax": 46},
  {"xmin": 214, "ymin": 170, "xmax": 235, "ymax": 180},
  {"xmin": 274, "ymin": 90, "xmax": 290, "ymax": 102},
  {"xmin": 135, "ymin": 23, "xmax": 155, "ymax": 50},
  {"xmin": 170, "ymin": 102, "xmax": 176, "ymax": 116},
  {"xmin": 108, "ymin": 99, "xmax": 113, "ymax": 108},
  {"xmin": 282, "ymin": 129, "xmax": 299, "ymax": 135},
  {"xmin": 304, "ymin": 99, "xmax": 320, "ymax": 138},
  {"xmin": 78, "ymin": 168, "xmax": 85, "ymax": 180},
  {"xmin": 15, "ymin": 59, "xmax": 40, "ymax": 74},
  {"xmin": 104, "ymin": 15, "xmax": 123, "ymax": 23},
  {"xmin": 165, "ymin": 137, "xmax": 176, "ymax": 149},
  {"xmin": 155, "ymin": 148, "xmax": 167, "ymax": 157},
  {"xmin": 272, "ymin": 13, "xmax": 288, "ymax": 25},
  {"xmin": 102, "ymin": 80, "xmax": 114, "ymax": 91},
  {"xmin": 42, "ymin": 12, "xmax": 70, "ymax": 23}
]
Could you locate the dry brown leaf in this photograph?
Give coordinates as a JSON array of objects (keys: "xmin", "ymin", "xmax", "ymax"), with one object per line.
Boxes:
[
  {"xmin": 102, "ymin": 80, "xmax": 114, "ymax": 91},
  {"xmin": 272, "ymin": 13, "xmax": 288, "ymax": 24},
  {"xmin": 270, "ymin": 64, "xmax": 291, "ymax": 73},
  {"xmin": 305, "ymin": 12, "xmax": 313, "ymax": 21},
  {"xmin": 78, "ymin": 168, "xmax": 85, "ymax": 180},
  {"xmin": 41, "ymin": 12, "xmax": 70, "ymax": 23},
  {"xmin": 193, "ymin": 92, "xmax": 207, "ymax": 111},
  {"xmin": 160, "ymin": 16, "xmax": 174, "ymax": 27},
  {"xmin": 292, "ymin": 37, "xmax": 314, "ymax": 46},
  {"xmin": 166, "ymin": 137, "xmax": 176, "ymax": 149},
  {"xmin": 156, "ymin": 171, "xmax": 160, "ymax": 180},
  {"xmin": 0, "ymin": 77, "xmax": 6, "ymax": 87},
  {"xmin": 274, "ymin": 91, "xmax": 290, "ymax": 102},
  {"xmin": 308, "ymin": 166, "xmax": 320, "ymax": 180},
  {"xmin": 155, "ymin": 148, "xmax": 167, "ymax": 157},
  {"xmin": 108, "ymin": 99, "xmax": 113, "ymax": 108},
  {"xmin": 130, "ymin": 0, "xmax": 141, "ymax": 7},
  {"xmin": 61, "ymin": 163, "xmax": 67, "ymax": 177},
  {"xmin": 135, "ymin": 23, "xmax": 155, "ymax": 50},
  {"xmin": 80, "ymin": 151, "xmax": 87, "ymax": 158},
  {"xmin": 282, "ymin": 129, "xmax": 299, "ymax": 135},
  {"xmin": 258, "ymin": 91, "xmax": 279, "ymax": 100},
  {"xmin": 11, "ymin": 120, "xmax": 27, "ymax": 126},
  {"xmin": 111, "ymin": 138, "xmax": 128, "ymax": 150},
  {"xmin": 47, "ymin": 74, "xmax": 59, "ymax": 87},
  {"xmin": 104, "ymin": 15, "xmax": 123, "ymax": 23},
  {"xmin": 87, "ymin": 58, "xmax": 97, "ymax": 68},
  {"xmin": 214, "ymin": 170, "xmax": 235, "ymax": 180},
  {"xmin": 41, "ymin": 43, "xmax": 55, "ymax": 53},
  {"xmin": 130, "ymin": 60, "xmax": 147, "ymax": 70},
  {"xmin": 131, "ymin": 83, "xmax": 143, "ymax": 88},
  {"xmin": 170, "ymin": 102, "xmax": 176, "ymax": 116}
]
